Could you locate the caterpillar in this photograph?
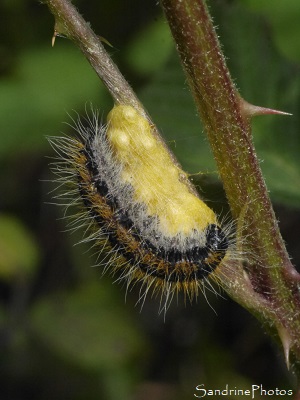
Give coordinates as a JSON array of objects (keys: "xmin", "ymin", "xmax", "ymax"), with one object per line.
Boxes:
[{"xmin": 49, "ymin": 105, "xmax": 230, "ymax": 309}]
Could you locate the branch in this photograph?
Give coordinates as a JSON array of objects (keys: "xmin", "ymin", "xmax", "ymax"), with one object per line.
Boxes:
[{"xmin": 160, "ymin": 0, "xmax": 300, "ymax": 377}]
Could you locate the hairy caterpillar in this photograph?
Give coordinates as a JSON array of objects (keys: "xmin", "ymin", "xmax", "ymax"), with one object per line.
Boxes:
[{"xmin": 49, "ymin": 105, "xmax": 231, "ymax": 309}]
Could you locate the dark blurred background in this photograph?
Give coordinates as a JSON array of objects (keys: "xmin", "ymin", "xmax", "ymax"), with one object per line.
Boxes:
[{"xmin": 1, "ymin": 0, "xmax": 300, "ymax": 399}]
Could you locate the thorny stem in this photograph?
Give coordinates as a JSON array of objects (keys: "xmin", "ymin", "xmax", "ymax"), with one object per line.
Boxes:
[
  {"xmin": 161, "ymin": 0, "xmax": 300, "ymax": 382},
  {"xmin": 44, "ymin": 0, "xmax": 300, "ymax": 385}
]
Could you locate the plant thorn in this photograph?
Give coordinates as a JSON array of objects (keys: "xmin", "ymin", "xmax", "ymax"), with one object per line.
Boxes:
[{"xmin": 240, "ymin": 98, "xmax": 292, "ymax": 118}]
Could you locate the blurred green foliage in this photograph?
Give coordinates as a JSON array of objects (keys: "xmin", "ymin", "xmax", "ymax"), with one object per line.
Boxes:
[
  {"xmin": 242, "ymin": 0, "xmax": 300, "ymax": 62},
  {"xmin": 0, "ymin": 0, "xmax": 299, "ymax": 399},
  {"xmin": 0, "ymin": 214, "xmax": 39, "ymax": 281},
  {"xmin": 0, "ymin": 46, "xmax": 106, "ymax": 157}
]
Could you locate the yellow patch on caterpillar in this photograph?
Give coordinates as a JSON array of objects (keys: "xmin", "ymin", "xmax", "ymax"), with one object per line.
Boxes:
[
  {"xmin": 48, "ymin": 105, "xmax": 231, "ymax": 309},
  {"xmin": 107, "ymin": 105, "xmax": 216, "ymax": 236}
]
